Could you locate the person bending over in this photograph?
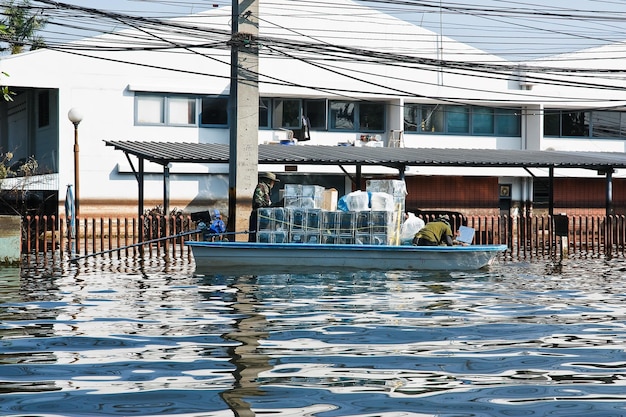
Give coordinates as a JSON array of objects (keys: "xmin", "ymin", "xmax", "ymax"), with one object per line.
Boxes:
[{"xmin": 413, "ymin": 215, "xmax": 454, "ymax": 246}]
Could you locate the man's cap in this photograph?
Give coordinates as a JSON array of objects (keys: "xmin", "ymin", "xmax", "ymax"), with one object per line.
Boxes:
[
  {"xmin": 260, "ymin": 172, "xmax": 280, "ymax": 182},
  {"xmin": 437, "ymin": 214, "xmax": 450, "ymax": 224}
]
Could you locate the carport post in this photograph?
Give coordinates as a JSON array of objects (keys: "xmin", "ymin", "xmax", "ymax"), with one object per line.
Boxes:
[
  {"xmin": 606, "ymin": 168, "xmax": 614, "ymax": 217},
  {"xmin": 138, "ymin": 158, "xmax": 144, "ymax": 245},
  {"xmin": 548, "ymin": 166, "xmax": 554, "ymax": 216},
  {"xmin": 163, "ymin": 164, "xmax": 170, "ymax": 217}
]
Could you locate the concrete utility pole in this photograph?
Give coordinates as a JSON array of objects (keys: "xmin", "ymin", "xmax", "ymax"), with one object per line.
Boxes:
[{"xmin": 228, "ymin": 0, "xmax": 259, "ymax": 240}]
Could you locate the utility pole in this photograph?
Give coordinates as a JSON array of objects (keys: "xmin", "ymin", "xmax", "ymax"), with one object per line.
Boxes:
[{"xmin": 228, "ymin": 0, "xmax": 259, "ymax": 240}]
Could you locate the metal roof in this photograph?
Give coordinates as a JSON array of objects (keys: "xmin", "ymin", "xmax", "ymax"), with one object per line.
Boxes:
[{"xmin": 105, "ymin": 140, "xmax": 626, "ymax": 170}]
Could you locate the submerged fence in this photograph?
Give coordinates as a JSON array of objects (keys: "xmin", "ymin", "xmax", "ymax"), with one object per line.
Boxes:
[{"xmin": 18, "ymin": 213, "xmax": 626, "ymax": 266}]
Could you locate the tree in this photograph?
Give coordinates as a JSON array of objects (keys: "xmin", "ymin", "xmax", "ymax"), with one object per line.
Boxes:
[
  {"xmin": 0, "ymin": 0, "xmax": 46, "ymax": 55},
  {"xmin": 0, "ymin": 23, "xmax": 13, "ymax": 100}
]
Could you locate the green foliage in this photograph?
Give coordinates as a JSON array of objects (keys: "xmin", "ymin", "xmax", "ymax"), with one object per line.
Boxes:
[
  {"xmin": 0, "ymin": 0, "xmax": 47, "ymax": 55},
  {"xmin": 1, "ymin": 84, "xmax": 14, "ymax": 101},
  {"xmin": 143, "ymin": 205, "xmax": 189, "ymax": 240},
  {"xmin": 0, "ymin": 151, "xmax": 14, "ymax": 180},
  {"xmin": 0, "ymin": 23, "xmax": 13, "ymax": 101},
  {"xmin": 0, "ymin": 152, "xmax": 38, "ymax": 182}
]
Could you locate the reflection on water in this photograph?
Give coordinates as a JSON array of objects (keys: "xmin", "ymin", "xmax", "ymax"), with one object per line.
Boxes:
[{"xmin": 1, "ymin": 258, "xmax": 626, "ymax": 416}]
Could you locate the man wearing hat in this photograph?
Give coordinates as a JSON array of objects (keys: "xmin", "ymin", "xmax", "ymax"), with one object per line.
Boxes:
[
  {"xmin": 248, "ymin": 172, "xmax": 280, "ymax": 242},
  {"xmin": 412, "ymin": 215, "xmax": 455, "ymax": 246}
]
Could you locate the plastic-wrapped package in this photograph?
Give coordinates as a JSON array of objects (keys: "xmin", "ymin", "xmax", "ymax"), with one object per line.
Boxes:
[
  {"xmin": 370, "ymin": 192, "xmax": 394, "ymax": 212},
  {"xmin": 400, "ymin": 212, "xmax": 425, "ymax": 245},
  {"xmin": 345, "ymin": 190, "xmax": 370, "ymax": 212}
]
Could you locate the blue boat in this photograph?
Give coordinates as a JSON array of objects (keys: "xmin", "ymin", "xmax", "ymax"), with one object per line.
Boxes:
[{"xmin": 186, "ymin": 241, "xmax": 508, "ymax": 273}]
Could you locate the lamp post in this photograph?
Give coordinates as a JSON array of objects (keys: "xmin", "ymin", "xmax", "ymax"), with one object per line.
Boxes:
[{"xmin": 68, "ymin": 108, "xmax": 83, "ymax": 218}]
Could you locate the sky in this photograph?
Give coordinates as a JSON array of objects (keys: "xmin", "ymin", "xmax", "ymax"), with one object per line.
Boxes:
[{"xmin": 12, "ymin": 0, "xmax": 626, "ymax": 61}]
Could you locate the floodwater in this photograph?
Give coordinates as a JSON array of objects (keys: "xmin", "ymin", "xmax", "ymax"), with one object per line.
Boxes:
[{"xmin": 1, "ymin": 256, "xmax": 626, "ymax": 417}]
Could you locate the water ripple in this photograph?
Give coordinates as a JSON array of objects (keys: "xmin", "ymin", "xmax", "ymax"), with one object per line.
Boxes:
[{"xmin": 2, "ymin": 259, "xmax": 626, "ymax": 416}]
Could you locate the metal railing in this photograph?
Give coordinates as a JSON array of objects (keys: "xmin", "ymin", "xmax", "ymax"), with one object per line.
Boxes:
[
  {"xmin": 19, "ymin": 214, "xmax": 626, "ymax": 266},
  {"xmin": 21, "ymin": 215, "xmax": 197, "ymax": 266}
]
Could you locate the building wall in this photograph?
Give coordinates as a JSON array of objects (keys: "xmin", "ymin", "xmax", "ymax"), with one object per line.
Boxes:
[{"xmin": 2, "ymin": 1, "xmax": 626, "ymax": 219}]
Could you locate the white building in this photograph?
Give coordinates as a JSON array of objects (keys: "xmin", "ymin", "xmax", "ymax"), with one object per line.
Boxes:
[{"xmin": 2, "ymin": 0, "xmax": 626, "ymax": 218}]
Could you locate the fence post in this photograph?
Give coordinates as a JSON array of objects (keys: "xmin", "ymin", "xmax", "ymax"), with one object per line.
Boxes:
[{"xmin": 554, "ymin": 213, "xmax": 569, "ymax": 259}]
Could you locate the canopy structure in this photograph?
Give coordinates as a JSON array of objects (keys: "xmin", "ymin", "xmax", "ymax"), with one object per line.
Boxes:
[{"xmin": 105, "ymin": 140, "xmax": 626, "ymax": 218}]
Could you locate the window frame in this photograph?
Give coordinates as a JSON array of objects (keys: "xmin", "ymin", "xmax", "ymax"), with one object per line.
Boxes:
[
  {"xmin": 168, "ymin": 95, "xmax": 197, "ymax": 126},
  {"xmin": 135, "ymin": 94, "xmax": 166, "ymax": 126},
  {"xmin": 272, "ymin": 99, "xmax": 302, "ymax": 129},
  {"xmin": 404, "ymin": 103, "xmax": 521, "ymax": 137},
  {"xmin": 199, "ymin": 95, "xmax": 229, "ymax": 127},
  {"xmin": 328, "ymin": 100, "xmax": 385, "ymax": 132},
  {"xmin": 544, "ymin": 109, "xmax": 626, "ymax": 139},
  {"xmin": 303, "ymin": 99, "xmax": 327, "ymax": 130}
]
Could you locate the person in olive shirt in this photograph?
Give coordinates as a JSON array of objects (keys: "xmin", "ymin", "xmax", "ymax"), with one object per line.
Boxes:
[
  {"xmin": 248, "ymin": 172, "xmax": 280, "ymax": 242},
  {"xmin": 413, "ymin": 215, "xmax": 454, "ymax": 246}
]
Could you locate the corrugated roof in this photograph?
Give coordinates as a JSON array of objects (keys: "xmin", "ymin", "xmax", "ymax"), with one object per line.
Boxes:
[{"xmin": 104, "ymin": 140, "xmax": 626, "ymax": 170}]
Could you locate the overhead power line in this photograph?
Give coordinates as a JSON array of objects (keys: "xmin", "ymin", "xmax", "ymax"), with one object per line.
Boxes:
[{"xmin": 5, "ymin": 0, "xmax": 626, "ymax": 105}]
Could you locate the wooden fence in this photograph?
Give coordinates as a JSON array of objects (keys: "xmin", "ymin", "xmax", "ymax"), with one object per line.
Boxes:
[{"xmin": 18, "ymin": 214, "xmax": 626, "ymax": 267}]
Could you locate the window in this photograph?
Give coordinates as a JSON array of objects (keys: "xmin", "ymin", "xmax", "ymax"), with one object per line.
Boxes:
[
  {"xmin": 303, "ymin": 99, "xmax": 327, "ymax": 129},
  {"xmin": 136, "ymin": 95, "xmax": 165, "ymax": 124},
  {"xmin": 37, "ymin": 91, "xmax": 50, "ymax": 128},
  {"xmin": 330, "ymin": 101, "xmax": 355, "ymax": 130},
  {"xmin": 543, "ymin": 109, "xmax": 626, "ymax": 138},
  {"xmin": 561, "ymin": 111, "xmax": 589, "ymax": 137},
  {"xmin": 169, "ymin": 97, "xmax": 196, "ymax": 125},
  {"xmin": 533, "ymin": 178, "xmax": 550, "ymax": 208},
  {"xmin": 273, "ymin": 99, "xmax": 301, "ymax": 128},
  {"xmin": 359, "ymin": 102, "xmax": 385, "ymax": 131},
  {"xmin": 472, "ymin": 107, "xmax": 494, "ymax": 135},
  {"xmin": 544, "ymin": 110, "xmax": 560, "ymax": 136},
  {"xmin": 404, "ymin": 105, "xmax": 419, "ymax": 132},
  {"xmin": 447, "ymin": 106, "xmax": 469, "ymax": 134},
  {"xmin": 134, "ymin": 93, "xmax": 236, "ymax": 126},
  {"xmin": 404, "ymin": 104, "xmax": 520, "ymax": 136},
  {"xmin": 420, "ymin": 105, "xmax": 445, "ymax": 133},
  {"xmin": 259, "ymin": 98, "xmax": 270, "ymax": 128},
  {"xmin": 201, "ymin": 96, "xmax": 228, "ymax": 126},
  {"xmin": 329, "ymin": 100, "xmax": 385, "ymax": 132},
  {"xmin": 592, "ymin": 111, "xmax": 626, "ymax": 138},
  {"xmin": 496, "ymin": 108, "xmax": 521, "ymax": 136}
]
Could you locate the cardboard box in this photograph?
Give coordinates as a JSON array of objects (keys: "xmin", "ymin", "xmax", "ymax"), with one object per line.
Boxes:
[{"xmin": 322, "ymin": 188, "xmax": 338, "ymax": 211}]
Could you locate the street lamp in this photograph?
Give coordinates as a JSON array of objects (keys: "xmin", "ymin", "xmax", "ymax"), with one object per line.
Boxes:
[{"xmin": 68, "ymin": 108, "xmax": 83, "ymax": 217}]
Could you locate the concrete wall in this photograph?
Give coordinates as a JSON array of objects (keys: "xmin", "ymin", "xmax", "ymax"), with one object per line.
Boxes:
[{"xmin": 0, "ymin": 215, "xmax": 21, "ymax": 264}]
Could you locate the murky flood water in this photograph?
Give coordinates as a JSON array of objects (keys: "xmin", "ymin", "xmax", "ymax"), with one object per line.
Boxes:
[{"xmin": 1, "ymin": 257, "xmax": 626, "ymax": 416}]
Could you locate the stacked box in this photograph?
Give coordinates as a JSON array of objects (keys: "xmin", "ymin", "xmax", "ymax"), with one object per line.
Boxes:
[
  {"xmin": 355, "ymin": 233, "xmax": 387, "ymax": 245},
  {"xmin": 322, "ymin": 210, "xmax": 338, "ymax": 230},
  {"xmin": 320, "ymin": 233, "xmax": 337, "ymax": 245},
  {"xmin": 366, "ymin": 180, "xmax": 407, "ymax": 245},
  {"xmin": 302, "ymin": 185, "xmax": 324, "ymax": 209},
  {"xmin": 366, "ymin": 179, "xmax": 407, "ymax": 212},
  {"xmin": 321, "ymin": 233, "xmax": 354, "ymax": 245},
  {"xmin": 288, "ymin": 208, "xmax": 307, "ymax": 231},
  {"xmin": 257, "ymin": 207, "xmax": 287, "ymax": 232},
  {"xmin": 290, "ymin": 231, "xmax": 321, "ymax": 244},
  {"xmin": 283, "ymin": 184, "xmax": 302, "ymax": 209},
  {"xmin": 256, "ymin": 230, "xmax": 288, "ymax": 243},
  {"xmin": 284, "ymin": 184, "xmax": 325, "ymax": 209},
  {"xmin": 337, "ymin": 211, "xmax": 356, "ymax": 234},
  {"xmin": 320, "ymin": 211, "xmax": 356, "ymax": 245},
  {"xmin": 306, "ymin": 209, "xmax": 322, "ymax": 230},
  {"xmin": 371, "ymin": 211, "xmax": 393, "ymax": 234},
  {"xmin": 336, "ymin": 234, "xmax": 355, "ymax": 245},
  {"xmin": 356, "ymin": 211, "xmax": 372, "ymax": 234},
  {"xmin": 355, "ymin": 210, "xmax": 392, "ymax": 245},
  {"xmin": 366, "ymin": 179, "xmax": 407, "ymax": 197},
  {"xmin": 287, "ymin": 208, "xmax": 322, "ymax": 243}
]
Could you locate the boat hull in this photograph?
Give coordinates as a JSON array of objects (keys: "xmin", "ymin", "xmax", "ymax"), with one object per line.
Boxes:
[{"xmin": 186, "ymin": 241, "xmax": 507, "ymax": 273}]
